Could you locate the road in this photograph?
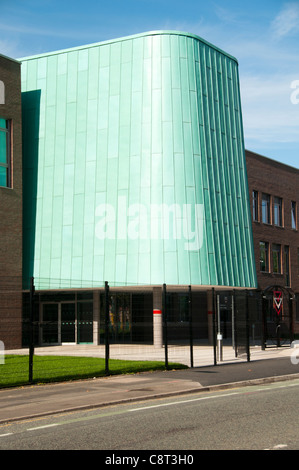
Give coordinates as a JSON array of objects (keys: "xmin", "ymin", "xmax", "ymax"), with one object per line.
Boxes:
[{"xmin": 0, "ymin": 377, "xmax": 299, "ymax": 451}]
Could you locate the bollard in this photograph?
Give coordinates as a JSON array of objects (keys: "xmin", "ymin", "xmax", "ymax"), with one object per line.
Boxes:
[{"xmin": 217, "ymin": 333, "xmax": 223, "ymax": 361}]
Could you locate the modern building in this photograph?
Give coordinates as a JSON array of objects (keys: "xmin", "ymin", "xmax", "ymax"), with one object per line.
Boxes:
[
  {"xmin": 19, "ymin": 31, "xmax": 257, "ymax": 347},
  {"xmin": 2, "ymin": 31, "xmax": 297, "ymax": 350},
  {"xmin": 0, "ymin": 54, "xmax": 23, "ymax": 349}
]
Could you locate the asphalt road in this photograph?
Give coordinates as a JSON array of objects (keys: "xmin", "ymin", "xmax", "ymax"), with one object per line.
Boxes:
[{"xmin": 1, "ymin": 376, "xmax": 299, "ymax": 451}]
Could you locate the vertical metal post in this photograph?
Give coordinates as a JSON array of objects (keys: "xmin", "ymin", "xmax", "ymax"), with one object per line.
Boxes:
[
  {"xmin": 29, "ymin": 277, "xmax": 35, "ymax": 384},
  {"xmin": 232, "ymin": 290, "xmax": 238, "ymax": 357},
  {"xmin": 289, "ymin": 293, "xmax": 294, "ymax": 344},
  {"xmin": 261, "ymin": 293, "xmax": 266, "ymax": 350},
  {"xmin": 105, "ymin": 281, "xmax": 110, "ymax": 376},
  {"xmin": 246, "ymin": 290, "xmax": 250, "ymax": 362},
  {"xmin": 162, "ymin": 284, "xmax": 168, "ymax": 370},
  {"xmin": 188, "ymin": 285, "xmax": 193, "ymax": 368},
  {"xmin": 231, "ymin": 292, "xmax": 236, "ymax": 354},
  {"xmin": 212, "ymin": 288, "xmax": 217, "ymax": 365},
  {"xmin": 217, "ymin": 295, "xmax": 223, "ymax": 362}
]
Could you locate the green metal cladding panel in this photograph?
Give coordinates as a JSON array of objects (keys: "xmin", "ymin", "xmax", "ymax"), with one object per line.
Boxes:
[{"xmin": 21, "ymin": 31, "xmax": 257, "ymax": 290}]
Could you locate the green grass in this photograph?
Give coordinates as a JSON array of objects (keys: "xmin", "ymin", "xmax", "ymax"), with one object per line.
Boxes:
[{"xmin": 0, "ymin": 355, "xmax": 187, "ymax": 388}]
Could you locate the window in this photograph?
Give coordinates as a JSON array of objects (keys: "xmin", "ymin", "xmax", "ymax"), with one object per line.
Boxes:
[
  {"xmin": 0, "ymin": 118, "xmax": 11, "ymax": 188},
  {"xmin": 262, "ymin": 193, "xmax": 271, "ymax": 224},
  {"xmin": 291, "ymin": 201, "xmax": 297, "ymax": 229},
  {"xmin": 272, "ymin": 243, "xmax": 281, "ymax": 274},
  {"xmin": 274, "ymin": 197, "xmax": 283, "ymax": 227},
  {"xmin": 0, "ymin": 81, "xmax": 4, "ymax": 104},
  {"xmin": 260, "ymin": 241, "xmax": 269, "ymax": 272},
  {"xmin": 284, "ymin": 246, "xmax": 290, "ymax": 286},
  {"xmin": 252, "ymin": 190, "xmax": 258, "ymax": 221}
]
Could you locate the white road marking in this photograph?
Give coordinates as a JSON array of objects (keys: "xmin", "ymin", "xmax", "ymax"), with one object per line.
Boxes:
[
  {"xmin": 129, "ymin": 380, "xmax": 299, "ymax": 413},
  {"xmin": 27, "ymin": 423, "xmax": 61, "ymax": 431},
  {"xmin": 129, "ymin": 392, "xmax": 240, "ymax": 412}
]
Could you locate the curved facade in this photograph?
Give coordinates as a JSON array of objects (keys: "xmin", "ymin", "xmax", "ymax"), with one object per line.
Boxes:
[{"xmin": 21, "ymin": 31, "xmax": 257, "ymax": 290}]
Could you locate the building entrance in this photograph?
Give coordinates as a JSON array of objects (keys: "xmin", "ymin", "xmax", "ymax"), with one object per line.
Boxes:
[{"xmin": 40, "ymin": 301, "xmax": 93, "ymax": 345}]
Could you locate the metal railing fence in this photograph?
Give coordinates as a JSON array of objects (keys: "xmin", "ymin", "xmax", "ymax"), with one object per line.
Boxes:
[{"xmin": 1, "ymin": 277, "xmax": 295, "ymax": 388}]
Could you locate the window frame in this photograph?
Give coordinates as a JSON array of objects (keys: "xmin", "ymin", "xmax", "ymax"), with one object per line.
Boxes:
[
  {"xmin": 284, "ymin": 245, "xmax": 290, "ymax": 286},
  {"xmin": 0, "ymin": 118, "xmax": 11, "ymax": 188},
  {"xmin": 291, "ymin": 201, "xmax": 297, "ymax": 230},
  {"xmin": 272, "ymin": 243, "xmax": 282, "ymax": 274},
  {"xmin": 273, "ymin": 196, "xmax": 283, "ymax": 227},
  {"xmin": 262, "ymin": 193, "xmax": 271, "ymax": 224},
  {"xmin": 260, "ymin": 241, "xmax": 269, "ymax": 272},
  {"xmin": 252, "ymin": 190, "xmax": 259, "ymax": 222}
]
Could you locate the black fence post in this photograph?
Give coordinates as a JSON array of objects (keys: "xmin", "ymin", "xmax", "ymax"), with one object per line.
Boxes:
[
  {"xmin": 233, "ymin": 290, "xmax": 238, "ymax": 357},
  {"xmin": 212, "ymin": 288, "xmax": 217, "ymax": 365},
  {"xmin": 188, "ymin": 285, "xmax": 193, "ymax": 368},
  {"xmin": 289, "ymin": 293, "xmax": 294, "ymax": 344},
  {"xmin": 29, "ymin": 277, "xmax": 35, "ymax": 384},
  {"xmin": 246, "ymin": 290, "xmax": 250, "ymax": 362},
  {"xmin": 162, "ymin": 283, "xmax": 168, "ymax": 370},
  {"xmin": 105, "ymin": 281, "xmax": 110, "ymax": 376},
  {"xmin": 261, "ymin": 293, "xmax": 267, "ymax": 350}
]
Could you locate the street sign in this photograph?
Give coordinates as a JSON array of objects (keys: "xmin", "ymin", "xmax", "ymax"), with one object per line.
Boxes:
[{"xmin": 273, "ymin": 290, "xmax": 283, "ymax": 315}]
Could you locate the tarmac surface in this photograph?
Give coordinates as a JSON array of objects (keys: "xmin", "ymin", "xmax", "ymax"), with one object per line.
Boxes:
[{"xmin": 1, "ymin": 344, "xmax": 299, "ymax": 424}]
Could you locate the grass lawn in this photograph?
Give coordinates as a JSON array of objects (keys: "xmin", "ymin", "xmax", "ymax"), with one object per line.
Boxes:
[{"xmin": 0, "ymin": 355, "xmax": 187, "ymax": 388}]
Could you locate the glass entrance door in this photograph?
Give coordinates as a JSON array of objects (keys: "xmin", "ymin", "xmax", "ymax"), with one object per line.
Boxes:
[
  {"xmin": 41, "ymin": 302, "xmax": 76, "ymax": 345},
  {"xmin": 41, "ymin": 300, "xmax": 93, "ymax": 345},
  {"xmin": 61, "ymin": 303, "xmax": 76, "ymax": 343},
  {"xmin": 78, "ymin": 302, "xmax": 93, "ymax": 343},
  {"xmin": 42, "ymin": 303, "xmax": 59, "ymax": 344}
]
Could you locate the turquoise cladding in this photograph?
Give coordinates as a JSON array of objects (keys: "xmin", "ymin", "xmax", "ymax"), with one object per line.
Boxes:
[{"xmin": 21, "ymin": 31, "xmax": 257, "ymax": 289}]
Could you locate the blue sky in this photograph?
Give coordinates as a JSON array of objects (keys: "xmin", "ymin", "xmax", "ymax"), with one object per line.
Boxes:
[{"xmin": 1, "ymin": 0, "xmax": 298, "ymax": 168}]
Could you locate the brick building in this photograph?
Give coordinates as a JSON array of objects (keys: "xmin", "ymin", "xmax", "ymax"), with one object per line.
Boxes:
[
  {"xmin": 0, "ymin": 54, "xmax": 23, "ymax": 349},
  {"xmin": 246, "ymin": 149, "xmax": 299, "ymax": 336}
]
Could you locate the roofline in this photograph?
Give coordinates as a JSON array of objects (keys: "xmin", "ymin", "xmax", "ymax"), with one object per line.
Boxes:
[
  {"xmin": 245, "ymin": 148, "xmax": 299, "ymax": 173},
  {"xmin": 0, "ymin": 52, "xmax": 21, "ymax": 64},
  {"xmin": 18, "ymin": 30, "xmax": 239, "ymax": 64}
]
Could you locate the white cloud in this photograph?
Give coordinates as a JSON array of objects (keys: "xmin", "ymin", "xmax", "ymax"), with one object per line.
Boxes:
[
  {"xmin": 270, "ymin": 2, "xmax": 299, "ymax": 38},
  {"xmin": 240, "ymin": 73, "xmax": 299, "ymax": 144}
]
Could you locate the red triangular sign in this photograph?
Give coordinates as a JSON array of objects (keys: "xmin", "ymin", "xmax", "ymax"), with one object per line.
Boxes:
[{"xmin": 273, "ymin": 290, "xmax": 283, "ymax": 315}]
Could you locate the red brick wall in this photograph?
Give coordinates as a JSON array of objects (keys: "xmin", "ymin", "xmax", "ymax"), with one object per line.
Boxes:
[
  {"xmin": 246, "ymin": 150, "xmax": 299, "ymax": 334},
  {"xmin": 0, "ymin": 55, "xmax": 23, "ymax": 349}
]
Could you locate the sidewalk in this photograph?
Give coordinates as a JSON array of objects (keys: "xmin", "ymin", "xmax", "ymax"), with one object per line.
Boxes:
[
  {"xmin": 1, "ymin": 344, "xmax": 299, "ymax": 424},
  {"xmin": 6, "ymin": 340, "xmax": 297, "ymax": 367}
]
